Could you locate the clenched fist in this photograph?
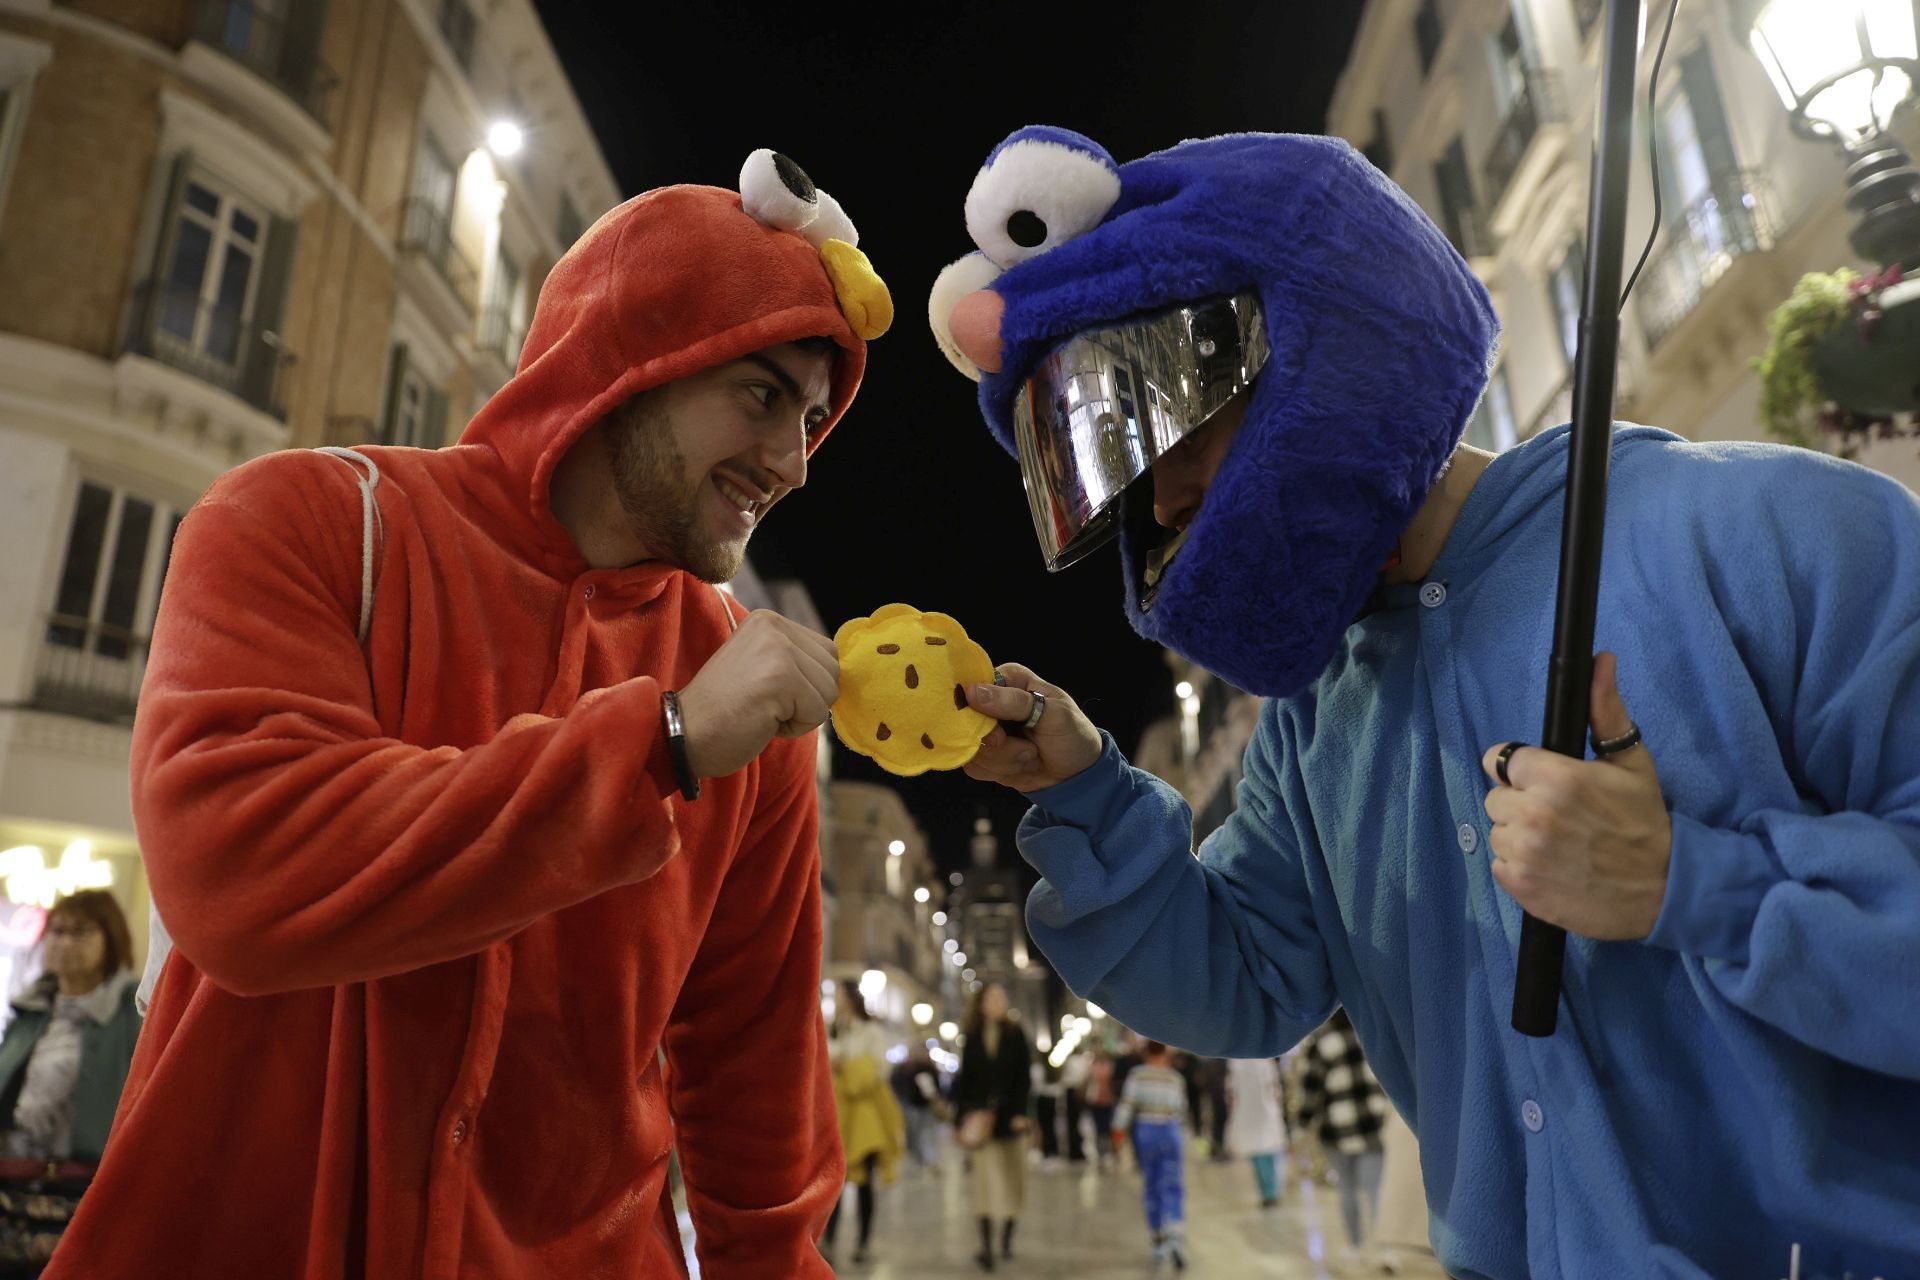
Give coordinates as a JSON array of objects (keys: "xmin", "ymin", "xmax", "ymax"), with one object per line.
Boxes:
[{"xmin": 677, "ymin": 610, "xmax": 839, "ymax": 780}]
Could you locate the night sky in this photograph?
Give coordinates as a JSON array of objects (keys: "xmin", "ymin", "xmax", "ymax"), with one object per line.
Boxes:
[{"xmin": 533, "ymin": 2, "xmax": 1363, "ymax": 875}]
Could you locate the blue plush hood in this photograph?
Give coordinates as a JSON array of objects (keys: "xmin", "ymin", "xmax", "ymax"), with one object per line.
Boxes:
[{"xmin": 936, "ymin": 128, "xmax": 1500, "ymax": 697}]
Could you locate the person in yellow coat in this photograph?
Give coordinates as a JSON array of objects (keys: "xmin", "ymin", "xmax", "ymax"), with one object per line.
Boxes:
[{"xmin": 823, "ymin": 980, "xmax": 905, "ymax": 1265}]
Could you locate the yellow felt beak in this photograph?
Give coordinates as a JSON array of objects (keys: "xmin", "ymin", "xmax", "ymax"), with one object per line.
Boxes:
[{"xmin": 821, "ymin": 239, "xmax": 893, "ymax": 341}]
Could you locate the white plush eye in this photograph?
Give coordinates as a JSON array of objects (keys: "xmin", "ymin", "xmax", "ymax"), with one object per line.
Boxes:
[
  {"xmin": 740, "ymin": 148, "xmax": 818, "ymax": 232},
  {"xmin": 964, "ymin": 139, "xmax": 1121, "ymax": 270},
  {"xmin": 927, "ymin": 251, "xmax": 1004, "ymax": 382},
  {"xmin": 800, "ymin": 188, "xmax": 857, "ymax": 249}
]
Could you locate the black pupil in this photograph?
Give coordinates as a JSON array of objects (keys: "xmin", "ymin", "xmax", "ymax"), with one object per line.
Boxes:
[
  {"xmin": 1006, "ymin": 210, "xmax": 1048, "ymax": 248},
  {"xmin": 772, "ymin": 152, "xmax": 816, "ymax": 202}
]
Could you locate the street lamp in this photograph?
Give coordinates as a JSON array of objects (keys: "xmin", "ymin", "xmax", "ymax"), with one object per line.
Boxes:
[
  {"xmin": 1737, "ymin": 0, "xmax": 1920, "ymax": 426},
  {"xmin": 932, "ymin": 910, "xmax": 947, "ymax": 926},
  {"xmin": 914, "ymin": 886, "xmax": 931, "ymax": 903},
  {"xmin": 859, "ymin": 969, "xmax": 887, "ymax": 1001},
  {"xmin": 888, "ymin": 839, "xmax": 906, "ymax": 857},
  {"xmin": 939, "ymin": 1021, "xmax": 959, "ymax": 1040},
  {"xmin": 1735, "ymin": 0, "xmax": 1920, "ymax": 269},
  {"xmin": 911, "ymin": 1002, "xmax": 934, "ymax": 1025},
  {"xmin": 486, "ymin": 120, "xmax": 525, "ymax": 158}
]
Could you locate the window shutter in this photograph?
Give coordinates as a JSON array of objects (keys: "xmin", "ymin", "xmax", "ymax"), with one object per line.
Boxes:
[
  {"xmin": 424, "ymin": 385, "xmax": 450, "ymax": 449},
  {"xmin": 134, "ymin": 151, "xmax": 195, "ymax": 349},
  {"xmin": 1678, "ymin": 47, "xmax": 1738, "ymax": 181},
  {"xmin": 242, "ymin": 213, "xmax": 300, "ymax": 418},
  {"xmin": 380, "ymin": 343, "xmax": 409, "ymax": 446},
  {"xmin": 278, "ymin": 0, "xmax": 333, "ymax": 120}
]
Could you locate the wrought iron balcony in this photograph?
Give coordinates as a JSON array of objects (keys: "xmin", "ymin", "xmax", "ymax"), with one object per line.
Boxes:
[
  {"xmin": 191, "ymin": 0, "xmax": 339, "ymax": 128},
  {"xmin": 125, "ymin": 279, "xmax": 296, "ymax": 419},
  {"xmin": 476, "ymin": 305, "xmax": 527, "ymax": 368},
  {"xmin": 1636, "ymin": 169, "xmax": 1776, "ymax": 349},
  {"xmin": 1445, "ymin": 204, "xmax": 1501, "ymax": 262},
  {"xmin": 34, "ymin": 616, "xmax": 147, "ymax": 726},
  {"xmin": 400, "ymin": 197, "xmax": 480, "ymax": 312},
  {"xmin": 1484, "ymin": 70, "xmax": 1568, "ymax": 212}
]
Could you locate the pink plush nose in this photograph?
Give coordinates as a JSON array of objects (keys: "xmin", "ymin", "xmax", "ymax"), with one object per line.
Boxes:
[{"xmin": 948, "ymin": 289, "xmax": 1006, "ymax": 374}]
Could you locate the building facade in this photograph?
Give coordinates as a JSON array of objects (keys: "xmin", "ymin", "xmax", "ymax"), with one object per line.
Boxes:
[
  {"xmin": 1328, "ymin": 0, "xmax": 1919, "ymax": 488},
  {"xmin": 0, "ymin": 0, "xmax": 619, "ymax": 983},
  {"xmin": 824, "ymin": 778, "xmax": 946, "ymax": 1054}
]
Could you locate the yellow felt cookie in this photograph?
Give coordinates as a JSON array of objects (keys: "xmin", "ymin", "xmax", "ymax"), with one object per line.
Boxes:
[{"xmin": 832, "ymin": 604, "xmax": 996, "ymax": 777}]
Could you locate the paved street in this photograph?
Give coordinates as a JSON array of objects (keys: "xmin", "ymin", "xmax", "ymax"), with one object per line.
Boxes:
[{"xmin": 807, "ymin": 1141, "xmax": 1447, "ymax": 1280}]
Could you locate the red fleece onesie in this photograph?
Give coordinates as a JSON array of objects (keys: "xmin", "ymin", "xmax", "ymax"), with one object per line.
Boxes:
[{"xmin": 49, "ymin": 187, "xmax": 865, "ymax": 1279}]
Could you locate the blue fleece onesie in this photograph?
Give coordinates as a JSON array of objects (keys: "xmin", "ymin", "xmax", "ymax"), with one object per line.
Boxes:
[{"xmin": 1018, "ymin": 425, "xmax": 1920, "ymax": 1280}]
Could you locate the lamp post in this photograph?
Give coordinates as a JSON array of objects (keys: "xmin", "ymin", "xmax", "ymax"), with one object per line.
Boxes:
[{"xmin": 1737, "ymin": 0, "xmax": 1920, "ymax": 424}]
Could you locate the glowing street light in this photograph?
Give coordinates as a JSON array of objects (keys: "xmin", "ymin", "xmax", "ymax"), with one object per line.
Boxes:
[
  {"xmin": 932, "ymin": 911, "xmax": 947, "ymax": 926},
  {"xmin": 914, "ymin": 886, "xmax": 931, "ymax": 903},
  {"xmin": 888, "ymin": 839, "xmax": 906, "ymax": 857},
  {"xmin": 1175, "ymin": 680, "xmax": 1193, "ymax": 699},
  {"xmin": 486, "ymin": 120, "xmax": 525, "ymax": 158},
  {"xmin": 911, "ymin": 1002, "xmax": 934, "ymax": 1025},
  {"xmin": 939, "ymin": 1021, "xmax": 960, "ymax": 1040},
  {"xmin": 859, "ymin": 969, "xmax": 887, "ymax": 1000}
]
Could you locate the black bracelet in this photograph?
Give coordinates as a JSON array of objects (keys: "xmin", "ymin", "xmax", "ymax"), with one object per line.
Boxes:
[{"xmin": 661, "ymin": 689, "xmax": 700, "ymax": 802}]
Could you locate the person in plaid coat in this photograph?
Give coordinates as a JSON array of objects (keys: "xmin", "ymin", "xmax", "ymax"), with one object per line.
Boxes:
[{"xmin": 1297, "ymin": 1009, "xmax": 1388, "ymax": 1255}]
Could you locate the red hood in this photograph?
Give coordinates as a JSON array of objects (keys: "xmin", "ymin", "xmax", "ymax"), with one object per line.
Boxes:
[{"xmin": 460, "ymin": 184, "xmax": 866, "ymax": 547}]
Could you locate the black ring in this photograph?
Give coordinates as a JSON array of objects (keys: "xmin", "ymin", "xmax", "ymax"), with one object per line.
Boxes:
[
  {"xmin": 1591, "ymin": 721, "xmax": 1643, "ymax": 757},
  {"xmin": 1495, "ymin": 741, "xmax": 1525, "ymax": 788}
]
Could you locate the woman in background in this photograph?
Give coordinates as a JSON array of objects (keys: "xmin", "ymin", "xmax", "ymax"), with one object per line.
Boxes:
[
  {"xmin": 823, "ymin": 981, "xmax": 904, "ymax": 1266},
  {"xmin": 0, "ymin": 890, "xmax": 140, "ymax": 1274},
  {"xmin": 1225, "ymin": 1057, "xmax": 1287, "ymax": 1208},
  {"xmin": 951, "ymin": 983, "xmax": 1031, "ymax": 1271}
]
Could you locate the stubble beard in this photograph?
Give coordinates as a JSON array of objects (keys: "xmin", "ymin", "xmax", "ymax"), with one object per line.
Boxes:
[{"xmin": 605, "ymin": 399, "xmax": 747, "ymax": 584}]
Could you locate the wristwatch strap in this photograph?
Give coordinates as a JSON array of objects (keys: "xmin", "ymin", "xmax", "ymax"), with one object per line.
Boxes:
[{"xmin": 662, "ymin": 689, "xmax": 700, "ymax": 802}]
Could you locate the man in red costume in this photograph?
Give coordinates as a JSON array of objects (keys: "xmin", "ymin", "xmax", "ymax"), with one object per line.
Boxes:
[{"xmin": 50, "ymin": 160, "xmax": 889, "ymax": 1277}]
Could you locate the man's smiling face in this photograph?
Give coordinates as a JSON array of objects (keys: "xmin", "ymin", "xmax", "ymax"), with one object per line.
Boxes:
[{"xmin": 604, "ymin": 339, "xmax": 836, "ymax": 582}]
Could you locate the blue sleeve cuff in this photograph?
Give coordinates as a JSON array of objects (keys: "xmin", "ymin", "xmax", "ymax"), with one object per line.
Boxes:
[
  {"xmin": 1025, "ymin": 731, "xmax": 1134, "ymax": 834},
  {"xmin": 1643, "ymin": 812, "xmax": 1789, "ymax": 964}
]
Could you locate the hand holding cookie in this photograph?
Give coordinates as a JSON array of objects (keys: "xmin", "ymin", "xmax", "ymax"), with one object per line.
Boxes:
[
  {"xmin": 962, "ymin": 664, "xmax": 1103, "ymax": 793},
  {"xmin": 678, "ymin": 610, "xmax": 839, "ymax": 780}
]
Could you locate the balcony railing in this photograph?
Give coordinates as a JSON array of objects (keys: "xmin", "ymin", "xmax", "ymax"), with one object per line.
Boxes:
[
  {"xmin": 476, "ymin": 305, "xmax": 527, "ymax": 368},
  {"xmin": 1636, "ymin": 169, "xmax": 1775, "ymax": 349},
  {"xmin": 125, "ymin": 280, "xmax": 296, "ymax": 419},
  {"xmin": 191, "ymin": 0, "xmax": 339, "ymax": 128},
  {"xmin": 400, "ymin": 197, "xmax": 479, "ymax": 311},
  {"xmin": 1445, "ymin": 204, "xmax": 1501, "ymax": 262},
  {"xmin": 1484, "ymin": 69, "xmax": 1567, "ymax": 211},
  {"xmin": 34, "ymin": 617, "xmax": 147, "ymax": 725}
]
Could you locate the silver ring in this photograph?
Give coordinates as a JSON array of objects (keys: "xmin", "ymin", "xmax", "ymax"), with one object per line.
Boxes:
[
  {"xmin": 1591, "ymin": 721, "xmax": 1643, "ymax": 757},
  {"xmin": 1022, "ymin": 690, "xmax": 1047, "ymax": 731}
]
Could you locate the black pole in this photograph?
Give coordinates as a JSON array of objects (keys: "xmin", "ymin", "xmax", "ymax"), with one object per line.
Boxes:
[{"xmin": 1511, "ymin": 0, "xmax": 1643, "ymax": 1038}]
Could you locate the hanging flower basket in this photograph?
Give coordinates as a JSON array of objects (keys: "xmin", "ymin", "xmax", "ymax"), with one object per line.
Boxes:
[{"xmin": 1757, "ymin": 267, "xmax": 1920, "ymax": 454}]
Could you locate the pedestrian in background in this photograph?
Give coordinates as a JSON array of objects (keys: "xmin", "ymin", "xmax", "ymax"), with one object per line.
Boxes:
[
  {"xmin": 823, "ymin": 982, "xmax": 904, "ymax": 1266},
  {"xmin": 952, "ymin": 983, "xmax": 1032, "ymax": 1271},
  {"xmin": 0, "ymin": 892, "xmax": 140, "ymax": 1276},
  {"xmin": 1084, "ymin": 1044, "xmax": 1119, "ymax": 1167},
  {"xmin": 1297, "ymin": 1010, "xmax": 1389, "ymax": 1264},
  {"xmin": 1225, "ymin": 1057, "xmax": 1287, "ymax": 1208},
  {"xmin": 1112, "ymin": 1040, "xmax": 1189, "ymax": 1271}
]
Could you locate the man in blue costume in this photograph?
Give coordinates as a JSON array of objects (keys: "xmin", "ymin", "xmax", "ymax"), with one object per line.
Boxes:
[{"xmin": 929, "ymin": 127, "xmax": 1920, "ymax": 1278}]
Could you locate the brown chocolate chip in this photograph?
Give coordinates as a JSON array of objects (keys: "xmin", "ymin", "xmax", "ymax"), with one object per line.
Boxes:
[
  {"xmin": 920, "ymin": 734, "xmax": 935, "ymax": 750},
  {"xmin": 953, "ymin": 684, "xmax": 967, "ymax": 710},
  {"xmin": 926, "ymin": 637, "xmax": 948, "ymax": 646},
  {"xmin": 905, "ymin": 664, "xmax": 919, "ymax": 689},
  {"xmin": 877, "ymin": 644, "xmax": 900, "ymax": 654},
  {"xmin": 876, "ymin": 723, "xmax": 892, "ymax": 741}
]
